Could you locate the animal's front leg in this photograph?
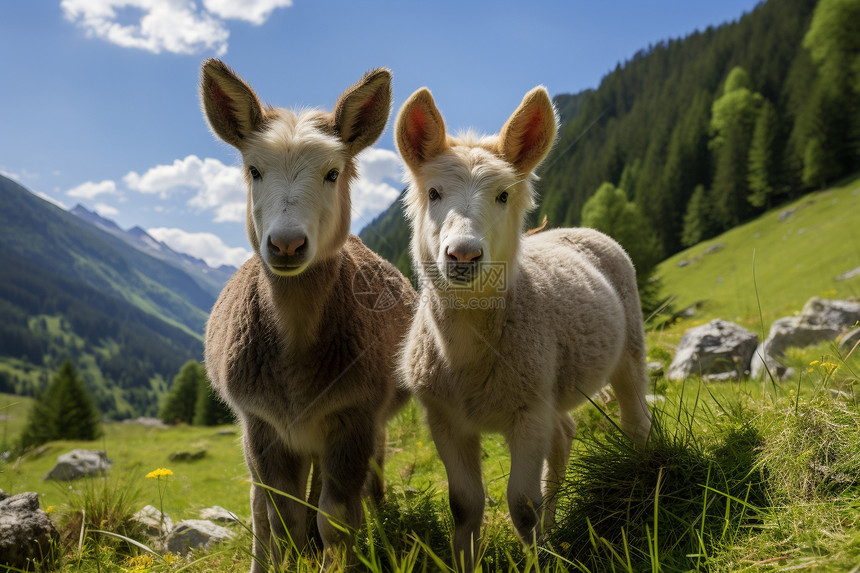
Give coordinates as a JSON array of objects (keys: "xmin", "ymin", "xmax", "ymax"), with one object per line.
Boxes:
[
  {"xmin": 317, "ymin": 410, "xmax": 377, "ymax": 564},
  {"xmin": 427, "ymin": 407, "xmax": 484, "ymax": 572},
  {"xmin": 243, "ymin": 416, "xmax": 312, "ymax": 571},
  {"xmin": 541, "ymin": 413, "xmax": 576, "ymax": 532},
  {"xmin": 362, "ymin": 426, "xmax": 388, "ymax": 506},
  {"xmin": 507, "ymin": 419, "xmax": 553, "ymax": 546}
]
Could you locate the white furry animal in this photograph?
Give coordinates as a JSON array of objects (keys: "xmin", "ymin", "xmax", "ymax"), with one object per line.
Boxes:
[
  {"xmin": 201, "ymin": 59, "xmax": 415, "ymax": 570},
  {"xmin": 395, "ymin": 86, "xmax": 652, "ymax": 569}
]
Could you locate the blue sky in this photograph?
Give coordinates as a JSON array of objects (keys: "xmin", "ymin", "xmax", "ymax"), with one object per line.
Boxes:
[{"xmin": 0, "ymin": 0, "xmax": 762, "ymax": 268}]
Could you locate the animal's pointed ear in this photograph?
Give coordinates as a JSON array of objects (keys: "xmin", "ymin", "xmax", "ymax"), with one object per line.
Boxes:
[
  {"xmin": 498, "ymin": 86, "xmax": 558, "ymax": 175},
  {"xmin": 332, "ymin": 68, "xmax": 392, "ymax": 154},
  {"xmin": 395, "ymin": 88, "xmax": 447, "ymax": 171},
  {"xmin": 200, "ymin": 58, "xmax": 265, "ymax": 149}
]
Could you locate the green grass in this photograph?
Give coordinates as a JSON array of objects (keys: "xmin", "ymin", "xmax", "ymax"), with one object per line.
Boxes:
[
  {"xmin": 3, "ymin": 356, "xmax": 860, "ymax": 572},
  {"xmin": 4, "ymin": 178, "xmax": 860, "ymax": 571}
]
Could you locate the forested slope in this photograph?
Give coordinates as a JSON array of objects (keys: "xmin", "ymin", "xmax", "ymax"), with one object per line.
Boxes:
[{"xmin": 361, "ymin": 0, "xmax": 859, "ymax": 288}]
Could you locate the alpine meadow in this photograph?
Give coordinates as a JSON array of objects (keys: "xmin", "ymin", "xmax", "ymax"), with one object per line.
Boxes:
[{"xmin": 2, "ymin": 0, "xmax": 860, "ymax": 571}]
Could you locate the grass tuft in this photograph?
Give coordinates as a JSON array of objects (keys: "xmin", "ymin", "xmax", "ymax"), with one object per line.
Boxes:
[
  {"xmin": 57, "ymin": 473, "xmax": 144, "ymax": 552},
  {"xmin": 548, "ymin": 389, "xmax": 768, "ymax": 572}
]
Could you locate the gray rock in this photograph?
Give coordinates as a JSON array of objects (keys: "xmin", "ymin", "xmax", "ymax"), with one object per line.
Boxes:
[
  {"xmin": 778, "ymin": 208, "xmax": 796, "ymax": 221},
  {"xmin": 198, "ymin": 506, "xmax": 239, "ymax": 524},
  {"xmin": 44, "ymin": 449, "xmax": 112, "ymax": 481},
  {"xmin": 704, "ymin": 243, "xmax": 724, "ymax": 255},
  {"xmin": 646, "ymin": 361, "xmax": 664, "ymax": 375},
  {"xmin": 751, "ymin": 297, "xmax": 860, "ymax": 379},
  {"xmin": 0, "ymin": 492, "xmax": 59, "ymax": 571},
  {"xmin": 131, "ymin": 505, "xmax": 173, "ymax": 539},
  {"xmin": 168, "ymin": 450, "xmax": 207, "ymax": 462},
  {"xmin": 667, "ymin": 319, "xmax": 758, "ymax": 381},
  {"xmin": 166, "ymin": 519, "xmax": 235, "ymax": 556},
  {"xmin": 836, "ymin": 266, "xmax": 860, "ymax": 281},
  {"xmin": 122, "ymin": 417, "xmax": 169, "ymax": 429},
  {"xmin": 839, "ymin": 328, "xmax": 860, "ymax": 354}
]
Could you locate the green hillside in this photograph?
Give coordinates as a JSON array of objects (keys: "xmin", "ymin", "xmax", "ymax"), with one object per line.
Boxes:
[
  {"xmin": 653, "ymin": 172, "xmax": 860, "ymax": 345},
  {"xmin": 0, "ymin": 176, "xmax": 212, "ymax": 336},
  {"xmin": 0, "ymin": 176, "xmax": 210, "ymax": 418}
]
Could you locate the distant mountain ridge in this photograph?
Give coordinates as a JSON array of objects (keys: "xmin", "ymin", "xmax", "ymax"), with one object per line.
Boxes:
[
  {"xmin": 0, "ymin": 174, "xmax": 219, "ymax": 418},
  {"xmin": 69, "ymin": 204, "xmax": 236, "ymax": 299}
]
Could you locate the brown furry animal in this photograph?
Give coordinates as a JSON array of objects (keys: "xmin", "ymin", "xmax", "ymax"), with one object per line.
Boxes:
[
  {"xmin": 200, "ymin": 59, "xmax": 415, "ymax": 570},
  {"xmin": 396, "ymin": 86, "xmax": 652, "ymax": 570}
]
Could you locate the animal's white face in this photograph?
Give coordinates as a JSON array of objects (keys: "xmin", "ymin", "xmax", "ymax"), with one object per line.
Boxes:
[
  {"xmin": 405, "ymin": 141, "xmax": 532, "ymax": 288},
  {"xmin": 396, "ymin": 86, "xmax": 557, "ymax": 292},
  {"xmin": 242, "ymin": 113, "xmax": 350, "ymax": 276},
  {"xmin": 200, "ymin": 59, "xmax": 392, "ymax": 277}
]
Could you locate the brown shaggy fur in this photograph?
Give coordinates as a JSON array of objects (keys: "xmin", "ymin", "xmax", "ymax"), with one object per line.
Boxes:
[{"xmin": 201, "ymin": 59, "xmax": 414, "ymax": 571}]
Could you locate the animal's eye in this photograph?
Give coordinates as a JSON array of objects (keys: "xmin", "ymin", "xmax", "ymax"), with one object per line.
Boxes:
[
  {"xmin": 497, "ymin": 191, "xmax": 509, "ymax": 204},
  {"xmin": 248, "ymin": 166, "xmax": 262, "ymax": 180},
  {"xmin": 325, "ymin": 168, "xmax": 339, "ymax": 183},
  {"xmin": 428, "ymin": 188, "xmax": 440, "ymax": 201}
]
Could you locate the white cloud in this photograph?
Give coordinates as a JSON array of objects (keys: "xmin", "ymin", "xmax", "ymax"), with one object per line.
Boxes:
[
  {"xmin": 350, "ymin": 148, "xmax": 403, "ymax": 231},
  {"xmin": 124, "ymin": 154, "xmax": 246, "ymax": 221},
  {"xmin": 202, "ymin": 0, "xmax": 292, "ymax": 25},
  {"xmin": 148, "ymin": 227, "xmax": 251, "ymax": 268},
  {"xmin": 94, "ymin": 202, "xmax": 120, "ymax": 217},
  {"xmin": 61, "ymin": 0, "xmax": 291, "ymax": 55},
  {"xmin": 122, "ymin": 146, "xmax": 402, "ymax": 232},
  {"xmin": 35, "ymin": 191, "xmax": 69, "ymax": 210},
  {"xmin": 67, "ymin": 179, "xmax": 119, "ymax": 199}
]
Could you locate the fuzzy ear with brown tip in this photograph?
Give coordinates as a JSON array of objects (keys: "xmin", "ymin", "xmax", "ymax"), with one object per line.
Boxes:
[
  {"xmin": 332, "ymin": 68, "xmax": 392, "ymax": 154},
  {"xmin": 498, "ymin": 87, "xmax": 558, "ymax": 175},
  {"xmin": 395, "ymin": 88, "xmax": 447, "ymax": 172},
  {"xmin": 200, "ymin": 58, "xmax": 265, "ymax": 149}
]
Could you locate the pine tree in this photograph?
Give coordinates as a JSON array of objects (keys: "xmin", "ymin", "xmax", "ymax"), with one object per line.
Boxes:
[
  {"xmin": 710, "ymin": 67, "xmax": 764, "ymax": 229},
  {"xmin": 193, "ymin": 377, "xmax": 234, "ymax": 426},
  {"xmin": 581, "ymin": 182, "xmax": 664, "ymax": 313},
  {"xmin": 19, "ymin": 392, "xmax": 57, "ymax": 451},
  {"xmin": 159, "ymin": 361, "xmax": 203, "ymax": 425},
  {"xmin": 618, "ymin": 158, "xmax": 641, "ymax": 196},
  {"xmin": 19, "ymin": 360, "xmax": 101, "ymax": 450},
  {"xmin": 802, "ymin": 137, "xmax": 830, "ymax": 189},
  {"xmin": 801, "ymin": 0, "xmax": 860, "ymax": 178},
  {"xmin": 748, "ymin": 100, "xmax": 782, "ymax": 208},
  {"xmin": 803, "ymin": 0, "xmax": 860, "ymax": 97},
  {"xmin": 681, "ymin": 185, "xmax": 718, "ymax": 248}
]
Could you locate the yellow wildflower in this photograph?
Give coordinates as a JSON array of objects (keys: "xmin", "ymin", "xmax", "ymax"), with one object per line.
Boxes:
[
  {"xmin": 822, "ymin": 362, "xmax": 839, "ymax": 373},
  {"xmin": 145, "ymin": 468, "xmax": 174, "ymax": 479},
  {"xmin": 126, "ymin": 554, "xmax": 154, "ymax": 570}
]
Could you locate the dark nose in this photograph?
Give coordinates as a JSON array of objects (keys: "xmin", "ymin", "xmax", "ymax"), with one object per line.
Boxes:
[
  {"xmin": 445, "ymin": 245, "xmax": 483, "ymax": 263},
  {"xmin": 267, "ymin": 233, "xmax": 307, "ymax": 258}
]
